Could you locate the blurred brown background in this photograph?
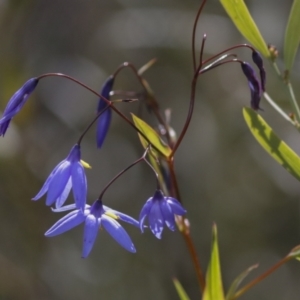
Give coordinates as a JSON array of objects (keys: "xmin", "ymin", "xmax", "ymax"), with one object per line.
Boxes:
[{"xmin": 0, "ymin": 0, "xmax": 299, "ymax": 299}]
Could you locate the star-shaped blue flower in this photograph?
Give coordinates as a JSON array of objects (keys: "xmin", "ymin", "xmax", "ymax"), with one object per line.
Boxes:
[
  {"xmin": 45, "ymin": 200, "xmax": 138, "ymax": 257},
  {"xmin": 96, "ymin": 75, "xmax": 114, "ymax": 148},
  {"xmin": 32, "ymin": 144, "xmax": 87, "ymax": 210},
  {"xmin": 139, "ymin": 190, "xmax": 186, "ymax": 239},
  {"xmin": 0, "ymin": 78, "xmax": 39, "ymax": 136}
]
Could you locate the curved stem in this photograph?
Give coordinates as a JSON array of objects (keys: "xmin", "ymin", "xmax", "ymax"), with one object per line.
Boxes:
[
  {"xmin": 263, "ymin": 92, "xmax": 298, "ymax": 127},
  {"xmin": 192, "ymin": 0, "xmax": 208, "ymax": 72},
  {"xmin": 98, "ymin": 147, "xmax": 159, "ymax": 199},
  {"xmin": 113, "ymin": 62, "xmax": 173, "ymax": 146},
  {"xmin": 202, "ymin": 44, "xmax": 255, "ymax": 66},
  {"xmin": 37, "ymin": 73, "xmax": 165, "ymax": 156},
  {"xmin": 231, "ymin": 256, "xmax": 292, "ymax": 300},
  {"xmin": 77, "ymin": 105, "xmax": 110, "ymax": 145}
]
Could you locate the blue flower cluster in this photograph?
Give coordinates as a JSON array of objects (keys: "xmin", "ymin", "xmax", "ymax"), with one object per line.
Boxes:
[{"xmin": 0, "ymin": 78, "xmax": 186, "ymax": 257}]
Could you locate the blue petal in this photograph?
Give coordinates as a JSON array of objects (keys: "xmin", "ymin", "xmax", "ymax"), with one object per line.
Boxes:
[
  {"xmin": 160, "ymin": 200, "xmax": 175, "ymax": 231},
  {"xmin": 96, "ymin": 108, "xmax": 111, "ymax": 148},
  {"xmin": 32, "ymin": 161, "xmax": 65, "ymax": 201},
  {"xmin": 148, "ymin": 201, "xmax": 164, "ymax": 239},
  {"xmin": 82, "ymin": 214, "xmax": 100, "ymax": 258},
  {"xmin": 72, "ymin": 162, "xmax": 87, "ymax": 210},
  {"xmin": 51, "ymin": 204, "xmax": 78, "ymax": 212},
  {"xmin": 102, "ymin": 215, "xmax": 136, "ymax": 253},
  {"xmin": 45, "ymin": 209, "xmax": 86, "ymax": 237},
  {"xmin": 103, "ymin": 206, "xmax": 139, "ymax": 228},
  {"xmin": 0, "ymin": 121, "xmax": 9, "ymax": 136},
  {"xmin": 46, "ymin": 161, "xmax": 71, "ymax": 206},
  {"xmin": 167, "ymin": 198, "xmax": 186, "ymax": 216},
  {"xmin": 55, "ymin": 178, "xmax": 72, "ymax": 208},
  {"xmin": 138, "ymin": 199, "xmax": 153, "ymax": 232}
]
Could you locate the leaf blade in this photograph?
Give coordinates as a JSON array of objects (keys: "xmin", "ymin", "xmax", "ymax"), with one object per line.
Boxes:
[
  {"xmin": 220, "ymin": 0, "xmax": 270, "ymax": 57},
  {"xmin": 243, "ymin": 107, "xmax": 300, "ymax": 181},
  {"xmin": 202, "ymin": 224, "xmax": 225, "ymax": 300},
  {"xmin": 173, "ymin": 278, "xmax": 191, "ymax": 300},
  {"xmin": 225, "ymin": 264, "xmax": 258, "ymax": 300},
  {"xmin": 284, "ymin": 0, "xmax": 300, "ymax": 71},
  {"xmin": 132, "ymin": 113, "xmax": 172, "ymax": 158}
]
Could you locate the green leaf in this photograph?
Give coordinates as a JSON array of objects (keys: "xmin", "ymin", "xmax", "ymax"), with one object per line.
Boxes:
[
  {"xmin": 173, "ymin": 278, "xmax": 191, "ymax": 300},
  {"xmin": 287, "ymin": 245, "xmax": 300, "ymax": 261},
  {"xmin": 131, "ymin": 113, "xmax": 172, "ymax": 158},
  {"xmin": 220, "ymin": 0, "xmax": 270, "ymax": 57},
  {"xmin": 202, "ymin": 224, "xmax": 225, "ymax": 300},
  {"xmin": 284, "ymin": 0, "xmax": 300, "ymax": 71},
  {"xmin": 225, "ymin": 264, "xmax": 258, "ymax": 300},
  {"xmin": 243, "ymin": 107, "xmax": 300, "ymax": 181}
]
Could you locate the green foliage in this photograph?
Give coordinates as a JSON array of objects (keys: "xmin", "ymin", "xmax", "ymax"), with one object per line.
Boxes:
[
  {"xmin": 202, "ymin": 224, "xmax": 225, "ymax": 300},
  {"xmin": 173, "ymin": 278, "xmax": 191, "ymax": 300},
  {"xmin": 225, "ymin": 264, "xmax": 258, "ymax": 300},
  {"xmin": 219, "ymin": 0, "xmax": 270, "ymax": 57},
  {"xmin": 243, "ymin": 107, "xmax": 300, "ymax": 181},
  {"xmin": 284, "ymin": 0, "xmax": 300, "ymax": 72},
  {"xmin": 131, "ymin": 113, "xmax": 172, "ymax": 158}
]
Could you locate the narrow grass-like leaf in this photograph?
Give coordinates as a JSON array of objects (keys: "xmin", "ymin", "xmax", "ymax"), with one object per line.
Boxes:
[
  {"xmin": 225, "ymin": 264, "xmax": 258, "ymax": 300},
  {"xmin": 132, "ymin": 113, "xmax": 172, "ymax": 158},
  {"xmin": 243, "ymin": 107, "xmax": 300, "ymax": 181},
  {"xmin": 220, "ymin": 0, "xmax": 270, "ymax": 57},
  {"xmin": 202, "ymin": 224, "xmax": 225, "ymax": 300},
  {"xmin": 173, "ymin": 278, "xmax": 191, "ymax": 300},
  {"xmin": 284, "ymin": 0, "xmax": 300, "ymax": 71}
]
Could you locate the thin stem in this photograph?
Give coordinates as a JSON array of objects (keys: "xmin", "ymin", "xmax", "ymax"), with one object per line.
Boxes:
[
  {"xmin": 167, "ymin": 158, "xmax": 205, "ymax": 293},
  {"xmin": 202, "ymin": 44, "xmax": 255, "ymax": 66},
  {"xmin": 37, "ymin": 73, "xmax": 165, "ymax": 156},
  {"xmin": 199, "ymin": 34, "xmax": 207, "ymax": 68},
  {"xmin": 263, "ymin": 92, "xmax": 297, "ymax": 127},
  {"xmin": 98, "ymin": 146, "xmax": 160, "ymax": 199},
  {"xmin": 231, "ymin": 256, "xmax": 292, "ymax": 300},
  {"xmin": 192, "ymin": 0, "xmax": 207, "ymax": 72},
  {"xmin": 77, "ymin": 105, "xmax": 110, "ymax": 145},
  {"xmin": 271, "ymin": 62, "xmax": 300, "ymax": 123},
  {"xmin": 113, "ymin": 62, "xmax": 172, "ymax": 146},
  {"xmin": 287, "ymin": 81, "xmax": 300, "ymax": 123},
  {"xmin": 98, "ymin": 147, "xmax": 149, "ymax": 200}
]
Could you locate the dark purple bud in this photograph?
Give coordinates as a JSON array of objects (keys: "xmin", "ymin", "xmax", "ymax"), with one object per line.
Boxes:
[
  {"xmin": 241, "ymin": 62, "xmax": 262, "ymax": 111},
  {"xmin": 252, "ymin": 50, "xmax": 266, "ymax": 92},
  {"xmin": 0, "ymin": 77, "xmax": 39, "ymax": 136},
  {"xmin": 96, "ymin": 75, "xmax": 114, "ymax": 148}
]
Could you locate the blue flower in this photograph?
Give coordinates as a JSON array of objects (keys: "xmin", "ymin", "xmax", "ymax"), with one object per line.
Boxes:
[
  {"xmin": 139, "ymin": 190, "xmax": 186, "ymax": 239},
  {"xmin": 97, "ymin": 76, "xmax": 114, "ymax": 148},
  {"xmin": 241, "ymin": 62, "xmax": 262, "ymax": 111},
  {"xmin": 0, "ymin": 78, "xmax": 39, "ymax": 136},
  {"xmin": 45, "ymin": 200, "xmax": 138, "ymax": 257},
  {"xmin": 32, "ymin": 144, "xmax": 87, "ymax": 210}
]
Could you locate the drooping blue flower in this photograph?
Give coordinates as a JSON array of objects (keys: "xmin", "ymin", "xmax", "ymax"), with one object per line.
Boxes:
[
  {"xmin": 252, "ymin": 50, "xmax": 266, "ymax": 92},
  {"xmin": 139, "ymin": 190, "xmax": 186, "ymax": 239},
  {"xmin": 46, "ymin": 200, "xmax": 138, "ymax": 257},
  {"xmin": 241, "ymin": 62, "xmax": 262, "ymax": 111},
  {"xmin": 96, "ymin": 75, "xmax": 115, "ymax": 148},
  {"xmin": 0, "ymin": 78, "xmax": 39, "ymax": 136},
  {"xmin": 32, "ymin": 144, "xmax": 87, "ymax": 210}
]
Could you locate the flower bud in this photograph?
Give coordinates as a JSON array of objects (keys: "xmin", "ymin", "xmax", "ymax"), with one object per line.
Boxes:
[
  {"xmin": 0, "ymin": 78, "xmax": 39, "ymax": 136},
  {"xmin": 241, "ymin": 62, "xmax": 262, "ymax": 111},
  {"xmin": 252, "ymin": 51, "xmax": 266, "ymax": 91},
  {"xmin": 96, "ymin": 76, "xmax": 114, "ymax": 148}
]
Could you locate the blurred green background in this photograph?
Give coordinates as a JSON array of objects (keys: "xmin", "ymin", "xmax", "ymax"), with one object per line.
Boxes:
[{"xmin": 0, "ymin": 0, "xmax": 299, "ymax": 299}]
